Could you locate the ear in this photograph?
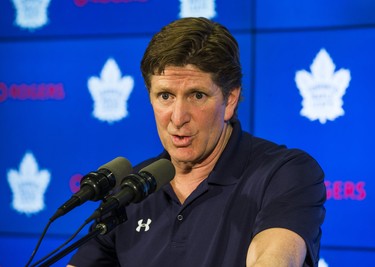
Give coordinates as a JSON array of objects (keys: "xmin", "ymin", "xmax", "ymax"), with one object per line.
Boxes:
[{"xmin": 224, "ymin": 87, "xmax": 241, "ymax": 121}]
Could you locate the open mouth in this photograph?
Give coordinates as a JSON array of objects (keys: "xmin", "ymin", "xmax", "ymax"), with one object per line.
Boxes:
[{"xmin": 172, "ymin": 135, "xmax": 192, "ymax": 146}]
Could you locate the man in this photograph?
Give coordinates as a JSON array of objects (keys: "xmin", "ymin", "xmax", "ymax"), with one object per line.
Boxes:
[{"xmin": 68, "ymin": 17, "xmax": 326, "ymax": 267}]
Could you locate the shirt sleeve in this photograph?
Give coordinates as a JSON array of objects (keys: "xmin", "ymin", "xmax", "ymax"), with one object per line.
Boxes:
[{"xmin": 252, "ymin": 150, "xmax": 326, "ymax": 267}]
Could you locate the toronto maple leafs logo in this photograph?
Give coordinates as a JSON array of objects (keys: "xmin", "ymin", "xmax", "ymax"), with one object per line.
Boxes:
[
  {"xmin": 295, "ymin": 49, "xmax": 351, "ymax": 124},
  {"xmin": 7, "ymin": 152, "xmax": 51, "ymax": 215},
  {"xmin": 179, "ymin": 0, "xmax": 216, "ymax": 19},
  {"xmin": 11, "ymin": 0, "xmax": 52, "ymax": 30},
  {"xmin": 88, "ymin": 58, "xmax": 134, "ymax": 123}
]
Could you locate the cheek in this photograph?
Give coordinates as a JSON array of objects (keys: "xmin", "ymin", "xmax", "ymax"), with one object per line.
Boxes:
[
  {"xmin": 211, "ymin": 104, "xmax": 228, "ymax": 123},
  {"xmin": 153, "ymin": 107, "xmax": 170, "ymax": 127},
  {"xmin": 200, "ymin": 110, "xmax": 225, "ymax": 138}
]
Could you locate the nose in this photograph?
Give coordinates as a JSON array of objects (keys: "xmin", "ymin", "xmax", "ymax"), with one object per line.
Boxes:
[{"xmin": 171, "ymin": 98, "xmax": 191, "ymax": 129}]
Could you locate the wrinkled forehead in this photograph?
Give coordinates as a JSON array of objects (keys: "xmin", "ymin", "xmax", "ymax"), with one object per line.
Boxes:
[{"xmin": 150, "ymin": 65, "xmax": 216, "ymax": 87}]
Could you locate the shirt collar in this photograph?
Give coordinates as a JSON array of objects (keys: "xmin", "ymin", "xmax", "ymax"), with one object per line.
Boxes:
[{"xmin": 207, "ymin": 119, "xmax": 252, "ymax": 186}]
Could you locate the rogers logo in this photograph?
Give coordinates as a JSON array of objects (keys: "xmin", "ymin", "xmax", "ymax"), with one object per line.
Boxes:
[
  {"xmin": 0, "ymin": 82, "xmax": 65, "ymax": 102},
  {"xmin": 325, "ymin": 180, "xmax": 366, "ymax": 201},
  {"xmin": 74, "ymin": 0, "xmax": 148, "ymax": 7}
]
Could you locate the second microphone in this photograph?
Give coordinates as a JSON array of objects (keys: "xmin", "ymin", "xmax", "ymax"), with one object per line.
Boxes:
[{"xmin": 87, "ymin": 158, "xmax": 175, "ymax": 222}]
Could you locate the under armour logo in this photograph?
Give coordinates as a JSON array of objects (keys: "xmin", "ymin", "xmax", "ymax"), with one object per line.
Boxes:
[{"xmin": 136, "ymin": 219, "xmax": 152, "ymax": 232}]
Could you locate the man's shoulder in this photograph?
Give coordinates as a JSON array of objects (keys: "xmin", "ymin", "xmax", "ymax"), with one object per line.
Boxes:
[{"xmin": 242, "ymin": 133, "xmax": 320, "ymax": 173}]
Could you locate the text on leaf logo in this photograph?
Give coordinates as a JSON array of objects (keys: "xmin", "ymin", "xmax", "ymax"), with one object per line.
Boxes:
[
  {"xmin": 295, "ymin": 48, "xmax": 351, "ymax": 124},
  {"xmin": 7, "ymin": 152, "xmax": 51, "ymax": 215},
  {"xmin": 12, "ymin": 0, "xmax": 52, "ymax": 30},
  {"xmin": 88, "ymin": 58, "xmax": 134, "ymax": 124},
  {"xmin": 179, "ymin": 0, "xmax": 216, "ymax": 19}
]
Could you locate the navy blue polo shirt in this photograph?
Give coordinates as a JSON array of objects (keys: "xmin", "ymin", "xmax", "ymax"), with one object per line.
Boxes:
[{"xmin": 69, "ymin": 120, "xmax": 326, "ymax": 267}]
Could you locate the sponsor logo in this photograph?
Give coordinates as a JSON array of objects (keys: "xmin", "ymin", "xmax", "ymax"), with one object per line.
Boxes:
[
  {"xmin": 295, "ymin": 49, "xmax": 351, "ymax": 124},
  {"xmin": 179, "ymin": 0, "xmax": 216, "ymax": 19},
  {"xmin": 88, "ymin": 58, "xmax": 134, "ymax": 123},
  {"xmin": 7, "ymin": 152, "xmax": 51, "ymax": 215},
  {"xmin": 0, "ymin": 82, "xmax": 65, "ymax": 102},
  {"xmin": 325, "ymin": 180, "xmax": 366, "ymax": 201},
  {"xmin": 136, "ymin": 218, "xmax": 152, "ymax": 232},
  {"xmin": 11, "ymin": 0, "xmax": 52, "ymax": 30}
]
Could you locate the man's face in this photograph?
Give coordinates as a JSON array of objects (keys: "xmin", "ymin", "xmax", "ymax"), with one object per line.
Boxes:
[{"xmin": 149, "ymin": 65, "xmax": 239, "ymax": 167}]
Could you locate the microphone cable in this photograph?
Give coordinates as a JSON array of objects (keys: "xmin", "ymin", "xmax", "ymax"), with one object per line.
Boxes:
[
  {"xmin": 25, "ymin": 219, "xmax": 53, "ymax": 267},
  {"xmin": 24, "ymin": 156, "xmax": 132, "ymax": 266},
  {"xmin": 29, "ymin": 206, "xmax": 127, "ymax": 267},
  {"xmin": 29, "ymin": 219, "xmax": 91, "ymax": 267}
]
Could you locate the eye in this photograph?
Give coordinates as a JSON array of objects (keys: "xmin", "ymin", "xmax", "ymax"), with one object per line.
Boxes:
[
  {"xmin": 194, "ymin": 92, "xmax": 204, "ymax": 100},
  {"xmin": 160, "ymin": 92, "xmax": 170, "ymax": 100}
]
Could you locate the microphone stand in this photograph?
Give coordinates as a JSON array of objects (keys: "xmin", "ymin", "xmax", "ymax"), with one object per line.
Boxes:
[{"xmin": 36, "ymin": 212, "xmax": 126, "ymax": 267}]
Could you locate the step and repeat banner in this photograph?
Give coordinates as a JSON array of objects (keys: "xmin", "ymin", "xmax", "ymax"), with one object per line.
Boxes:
[
  {"xmin": 254, "ymin": 30, "xmax": 375, "ymax": 266},
  {"xmin": 254, "ymin": 1, "xmax": 375, "ymax": 266},
  {"xmin": 0, "ymin": 0, "xmax": 374, "ymax": 266}
]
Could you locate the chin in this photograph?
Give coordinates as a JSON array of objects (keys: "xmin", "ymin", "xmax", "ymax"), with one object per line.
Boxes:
[{"xmin": 170, "ymin": 152, "xmax": 196, "ymax": 164}]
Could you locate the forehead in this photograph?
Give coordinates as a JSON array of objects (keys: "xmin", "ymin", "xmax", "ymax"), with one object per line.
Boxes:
[{"xmin": 150, "ymin": 65, "xmax": 214, "ymax": 88}]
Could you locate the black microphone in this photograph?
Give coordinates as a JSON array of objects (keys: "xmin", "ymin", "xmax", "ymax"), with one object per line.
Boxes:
[
  {"xmin": 86, "ymin": 158, "xmax": 175, "ymax": 222},
  {"xmin": 50, "ymin": 157, "xmax": 132, "ymax": 222}
]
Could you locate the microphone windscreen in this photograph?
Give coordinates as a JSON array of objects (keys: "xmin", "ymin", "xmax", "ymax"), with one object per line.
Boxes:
[
  {"xmin": 140, "ymin": 158, "xmax": 175, "ymax": 191},
  {"xmin": 99, "ymin": 157, "xmax": 132, "ymax": 186}
]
